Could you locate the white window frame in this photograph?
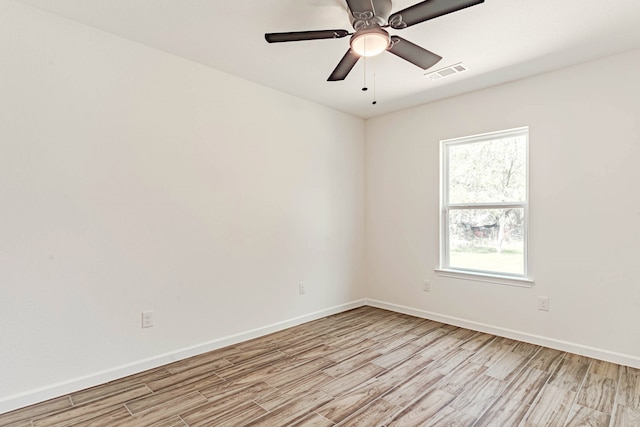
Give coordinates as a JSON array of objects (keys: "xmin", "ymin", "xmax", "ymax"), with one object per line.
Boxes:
[{"xmin": 438, "ymin": 127, "xmax": 532, "ymax": 285}]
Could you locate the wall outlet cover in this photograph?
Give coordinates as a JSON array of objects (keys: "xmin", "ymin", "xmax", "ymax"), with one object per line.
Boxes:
[{"xmin": 141, "ymin": 311, "xmax": 154, "ymax": 328}]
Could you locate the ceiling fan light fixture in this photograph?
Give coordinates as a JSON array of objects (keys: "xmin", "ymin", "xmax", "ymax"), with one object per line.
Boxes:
[{"xmin": 350, "ymin": 28, "xmax": 390, "ymax": 57}]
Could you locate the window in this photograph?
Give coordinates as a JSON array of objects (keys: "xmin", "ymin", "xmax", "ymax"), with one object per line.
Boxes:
[{"xmin": 440, "ymin": 127, "xmax": 529, "ymax": 279}]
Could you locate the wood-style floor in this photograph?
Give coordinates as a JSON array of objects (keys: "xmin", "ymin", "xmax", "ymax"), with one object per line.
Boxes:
[{"xmin": 1, "ymin": 307, "xmax": 639, "ymax": 427}]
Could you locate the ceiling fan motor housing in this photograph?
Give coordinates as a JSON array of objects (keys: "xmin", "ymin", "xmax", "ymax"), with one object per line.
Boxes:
[
  {"xmin": 350, "ymin": 0, "xmax": 392, "ymax": 30},
  {"xmin": 350, "ymin": 27, "xmax": 391, "ymax": 56}
]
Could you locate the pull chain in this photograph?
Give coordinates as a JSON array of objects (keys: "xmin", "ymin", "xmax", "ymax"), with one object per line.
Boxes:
[
  {"xmin": 372, "ymin": 55, "xmax": 377, "ymax": 105},
  {"xmin": 362, "ymin": 39, "xmax": 368, "ymax": 91}
]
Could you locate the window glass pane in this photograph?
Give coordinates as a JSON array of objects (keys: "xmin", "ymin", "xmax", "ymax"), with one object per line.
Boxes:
[
  {"xmin": 448, "ymin": 208, "xmax": 524, "ymax": 275},
  {"xmin": 448, "ymin": 136, "xmax": 526, "ymax": 204}
]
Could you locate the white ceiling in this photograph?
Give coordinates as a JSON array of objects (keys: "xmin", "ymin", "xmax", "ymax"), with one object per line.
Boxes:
[{"xmin": 14, "ymin": 0, "xmax": 640, "ymax": 118}]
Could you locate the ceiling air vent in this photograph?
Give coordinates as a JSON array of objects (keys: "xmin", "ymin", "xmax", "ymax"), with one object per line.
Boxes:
[{"xmin": 426, "ymin": 62, "xmax": 469, "ymax": 81}]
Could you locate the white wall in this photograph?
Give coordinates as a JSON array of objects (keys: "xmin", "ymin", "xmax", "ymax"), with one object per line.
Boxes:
[
  {"xmin": 0, "ymin": 0, "xmax": 365, "ymax": 411},
  {"xmin": 366, "ymin": 48, "xmax": 640, "ymax": 365}
]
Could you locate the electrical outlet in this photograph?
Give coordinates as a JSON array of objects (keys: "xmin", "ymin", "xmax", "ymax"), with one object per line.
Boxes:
[
  {"xmin": 423, "ymin": 280, "xmax": 431, "ymax": 292},
  {"xmin": 537, "ymin": 297, "xmax": 550, "ymax": 312},
  {"xmin": 141, "ymin": 310, "xmax": 154, "ymax": 328},
  {"xmin": 299, "ymin": 282, "xmax": 306, "ymax": 295}
]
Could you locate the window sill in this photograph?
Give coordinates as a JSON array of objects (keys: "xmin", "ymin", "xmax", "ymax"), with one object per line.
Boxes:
[{"xmin": 434, "ymin": 268, "xmax": 534, "ymax": 288}]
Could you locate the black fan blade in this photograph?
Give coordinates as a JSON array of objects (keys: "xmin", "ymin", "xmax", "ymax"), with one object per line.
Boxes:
[
  {"xmin": 345, "ymin": 0, "xmax": 375, "ymax": 19},
  {"xmin": 328, "ymin": 49, "xmax": 360, "ymax": 81},
  {"xmin": 389, "ymin": 0, "xmax": 484, "ymax": 29},
  {"xmin": 388, "ymin": 36, "xmax": 442, "ymax": 69},
  {"xmin": 265, "ymin": 30, "xmax": 349, "ymax": 43}
]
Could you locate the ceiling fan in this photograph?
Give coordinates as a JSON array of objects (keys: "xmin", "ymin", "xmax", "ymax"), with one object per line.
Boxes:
[{"xmin": 265, "ymin": 0, "xmax": 484, "ymax": 81}]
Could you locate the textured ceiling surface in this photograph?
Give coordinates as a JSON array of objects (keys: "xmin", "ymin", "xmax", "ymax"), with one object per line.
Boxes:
[{"xmin": 14, "ymin": 0, "xmax": 640, "ymax": 118}]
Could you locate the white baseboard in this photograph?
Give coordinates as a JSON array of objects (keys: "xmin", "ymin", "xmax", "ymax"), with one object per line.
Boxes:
[
  {"xmin": 366, "ymin": 298, "xmax": 640, "ymax": 369},
  {"xmin": 0, "ymin": 299, "xmax": 367, "ymax": 415}
]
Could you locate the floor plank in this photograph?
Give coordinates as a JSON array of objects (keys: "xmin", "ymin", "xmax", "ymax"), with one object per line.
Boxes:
[
  {"xmin": 0, "ymin": 396, "xmax": 73, "ymax": 426},
  {"xmin": 575, "ymin": 372, "xmax": 617, "ymax": 414},
  {"xmin": 244, "ymin": 390, "xmax": 333, "ymax": 427},
  {"xmin": 499, "ymin": 367, "xmax": 550, "ymax": 405},
  {"xmin": 612, "ymin": 404, "xmax": 640, "ymax": 426},
  {"xmin": 32, "ymin": 385, "xmax": 152, "ymax": 427},
  {"xmin": 527, "ymin": 347, "xmax": 564, "ymax": 373},
  {"xmin": 565, "ymin": 404, "xmax": 610, "ymax": 427},
  {"xmin": 289, "ymin": 412, "xmax": 335, "ymax": 427},
  {"xmin": 181, "ymin": 401, "xmax": 266, "ymax": 427},
  {"xmin": 319, "ymin": 363, "xmax": 386, "ymax": 397},
  {"xmin": 616, "ymin": 367, "xmax": 640, "ymax": 411},
  {"xmin": 316, "ymin": 380, "xmax": 395, "ymax": 424},
  {"xmin": 547, "ymin": 357, "xmax": 591, "ymax": 392},
  {"xmin": 486, "ymin": 352, "xmax": 530, "ymax": 382},
  {"xmin": 422, "ymin": 405, "xmax": 476, "ymax": 427},
  {"xmin": 449, "ymin": 374, "xmax": 506, "ymax": 417},
  {"xmin": 338, "ymin": 398, "xmax": 400, "ymax": 427},
  {"xmin": 475, "ymin": 396, "xmax": 530, "ymax": 427},
  {"xmin": 382, "ymin": 366, "xmax": 444, "ymax": 408},
  {"xmin": 520, "ymin": 384, "xmax": 575, "ymax": 427},
  {"xmin": 386, "ymin": 389, "xmax": 456, "ymax": 427}
]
